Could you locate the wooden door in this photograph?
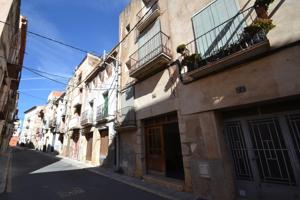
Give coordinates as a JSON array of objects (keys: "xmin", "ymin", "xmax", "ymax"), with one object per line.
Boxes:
[
  {"xmin": 86, "ymin": 132, "xmax": 93, "ymax": 161},
  {"xmin": 146, "ymin": 126, "xmax": 165, "ymax": 174},
  {"xmin": 100, "ymin": 130, "xmax": 109, "ymax": 158}
]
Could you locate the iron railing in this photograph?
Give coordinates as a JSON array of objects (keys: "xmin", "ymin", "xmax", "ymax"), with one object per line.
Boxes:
[
  {"xmin": 69, "ymin": 116, "xmax": 81, "ymax": 129},
  {"xmin": 72, "ymin": 94, "xmax": 82, "ymax": 107},
  {"xmin": 81, "ymin": 110, "xmax": 93, "ymax": 125},
  {"xmin": 129, "ymin": 31, "xmax": 171, "ymax": 72},
  {"xmin": 115, "ymin": 106, "xmax": 136, "ymax": 127},
  {"xmin": 182, "ymin": 7, "xmax": 268, "ymax": 74},
  {"xmin": 96, "ymin": 105, "xmax": 108, "ymax": 122},
  {"xmin": 136, "ymin": 1, "xmax": 159, "ymax": 22}
]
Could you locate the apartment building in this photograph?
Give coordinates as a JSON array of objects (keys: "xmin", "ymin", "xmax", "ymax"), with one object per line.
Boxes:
[
  {"xmin": 62, "ymin": 53, "xmax": 101, "ymax": 161},
  {"xmin": 0, "ymin": 0, "xmax": 27, "ymax": 152},
  {"xmin": 19, "ymin": 105, "xmax": 45, "ymax": 148},
  {"xmin": 43, "ymin": 91, "xmax": 63, "ymax": 153},
  {"xmin": 53, "ymin": 92, "xmax": 66, "ymax": 154},
  {"xmin": 80, "ymin": 50, "xmax": 118, "ymax": 166},
  {"xmin": 117, "ymin": 0, "xmax": 300, "ymax": 199}
]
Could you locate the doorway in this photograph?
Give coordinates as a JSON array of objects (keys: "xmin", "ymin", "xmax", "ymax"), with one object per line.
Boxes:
[
  {"xmin": 224, "ymin": 112, "xmax": 300, "ymax": 199},
  {"xmin": 85, "ymin": 132, "xmax": 93, "ymax": 161},
  {"xmin": 100, "ymin": 129, "xmax": 109, "ymax": 164},
  {"xmin": 145, "ymin": 112, "xmax": 184, "ymax": 180}
]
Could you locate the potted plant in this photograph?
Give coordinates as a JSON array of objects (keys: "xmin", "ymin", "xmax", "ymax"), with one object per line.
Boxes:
[
  {"xmin": 182, "ymin": 53, "xmax": 205, "ymax": 72},
  {"xmin": 254, "ymin": 0, "xmax": 274, "ymax": 18},
  {"xmin": 243, "ymin": 18, "xmax": 275, "ymax": 43},
  {"xmin": 176, "ymin": 44, "xmax": 189, "ymax": 56}
]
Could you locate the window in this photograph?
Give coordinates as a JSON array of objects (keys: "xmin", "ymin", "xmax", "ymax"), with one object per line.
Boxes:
[
  {"xmin": 103, "ymin": 92, "xmax": 108, "ymax": 116},
  {"xmin": 192, "ymin": 0, "xmax": 243, "ymax": 56},
  {"xmin": 137, "ymin": 19, "xmax": 161, "ymax": 63},
  {"xmin": 126, "ymin": 24, "xmax": 131, "ymax": 34}
]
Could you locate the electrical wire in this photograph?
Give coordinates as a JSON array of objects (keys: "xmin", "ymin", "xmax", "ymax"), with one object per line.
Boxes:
[
  {"xmin": 66, "ymin": 0, "xmax": 159, "ymax": 95},
  {"xmin": 1, "ymin": 0, "xmax": 159, "ymax": 103},
  {"xmin": 22, "ymin": 66, "xmax": 71, "ymax": 79},
  {"xmin": 19, "ymin": 91, "xmax": 46, "ymax": 101},
  {"xmin": 0, "ymin": 19, "xmax": 99, "ymax": 55}
]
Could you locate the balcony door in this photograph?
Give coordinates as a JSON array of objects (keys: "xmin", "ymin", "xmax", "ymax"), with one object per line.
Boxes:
[
  {"xmin": 138, "ymin": 19, "xmax": 161, "ymax": 67},
  {"xmin": 192, "ymin": 0, "xmax": 244, "ymax": 57}
]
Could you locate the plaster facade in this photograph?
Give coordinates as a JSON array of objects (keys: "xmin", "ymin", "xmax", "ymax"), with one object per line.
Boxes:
[{"xmin": 0, "ymin": 0, "xmax": 27, "ymax": 152}]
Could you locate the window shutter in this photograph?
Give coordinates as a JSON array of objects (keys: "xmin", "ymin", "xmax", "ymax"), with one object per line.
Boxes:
[{"xmin": 192, "ymin": 0, "xmax": 243, "ymax": 57}]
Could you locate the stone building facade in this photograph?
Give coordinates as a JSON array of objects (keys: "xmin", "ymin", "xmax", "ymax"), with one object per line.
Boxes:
[
  {"xmin": 19, "ymin": 0, "xmax": 300, "ymax": 199},
  {"xmin": 62, "ymin": 53, "xmax": 101, "ymax": 161},
  {"xmin": 0, "ymin": 0, "xmax": 27, "ymax": 152},
  {"xmin": 80, "ymin": 50, "xmax": 118, "ymax": 167},
  {"xmin": 42, "ymin": 91, "xmax": 63, "ymax": 153},
  {"xmin": 19, "ymin": 105, "xmax": 45, "ymax": 148},
  {"xmin": 116, "ymin": 0, "xmax": 300, "ymax": 199}
]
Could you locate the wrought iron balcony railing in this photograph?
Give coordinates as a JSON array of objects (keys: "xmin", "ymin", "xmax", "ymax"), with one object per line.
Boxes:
[
  {"xmin": 69, "ymin": 116, "xmax": 81, "ymax": 130},
  {"xmin": 80, "ymin": 110, "xmax": 93, "ymax": 126},
  {"xmin": 129, "ymin": 31, "xmax": 172, "ymax": 79},
  {"xmin": 72, "ymin": 94, "xmax": 82, "ymax": 107},
  {"xmin": 136, "ymin": 1, "xmax": 160, "ymax": 31},
  {"xmin": 180, "ymin": 7, "xmax": 270, "ymax": 81},
  {"xmin": 115, "ymin": 106, "xmax": 136, "ymax": 130},
  {"xmin": 96, "ymin": 105, "xmax": 108, "ymax": 122}
]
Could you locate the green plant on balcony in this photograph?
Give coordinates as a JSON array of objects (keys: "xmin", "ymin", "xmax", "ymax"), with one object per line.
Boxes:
[
  {"xmin": 254, "ymin": 0, "xmax": 274, "ymax": 18},
  {"xmin": 176, "ymin": 44, "xmax": 189, "ymax": 56},
  {"xmin": 182, "ymin": 53, "xmax": 206, "ymax": 72},
  {"xmin": 244, "ymin": 18, "xmax": 275, "ymax": 36},
  {"xmin": 176, "ymin": 44, "xmax": 186, "ymax": 53}
]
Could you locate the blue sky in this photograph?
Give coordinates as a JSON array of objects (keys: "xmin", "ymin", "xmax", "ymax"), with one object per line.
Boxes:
[{"xmin": 18, "ymin": 0, "xmax": 129, "ymax": 121}]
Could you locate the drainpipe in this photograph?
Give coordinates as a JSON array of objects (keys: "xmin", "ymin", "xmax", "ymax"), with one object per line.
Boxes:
[{"xmin": 115, "ymin": 57, "xmax": 120, "ymax": 170}]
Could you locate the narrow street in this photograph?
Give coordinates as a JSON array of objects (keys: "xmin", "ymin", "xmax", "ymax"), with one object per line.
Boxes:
[{"xmin": 0, "ymin": 148, "xmax": 168, "ymax": 200}]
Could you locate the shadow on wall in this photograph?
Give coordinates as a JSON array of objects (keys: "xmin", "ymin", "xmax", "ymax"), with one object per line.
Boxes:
[{"xmin": 99, "ymin": 135, "xmax": 119, "ymax": 172}]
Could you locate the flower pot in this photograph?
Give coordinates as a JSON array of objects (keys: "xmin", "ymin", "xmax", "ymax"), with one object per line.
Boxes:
[{"xmin": 255, "ymin": 6, "xmax": 268, "ymax": 19}]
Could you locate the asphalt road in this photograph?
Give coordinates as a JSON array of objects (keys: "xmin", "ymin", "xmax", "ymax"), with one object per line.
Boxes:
[{"xmin": 0, "ymin": 148, "xmax": 167, "ymax": 200}]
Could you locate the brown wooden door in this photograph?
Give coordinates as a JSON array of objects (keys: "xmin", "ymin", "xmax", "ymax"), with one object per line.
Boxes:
[
  {"xmin": 86, "ymin": 132, "xmax": 93, "ymax": 161},
  {"xmin": 146, "ymin": 126, "xmax": 165, "ymax": 174},
  {"xmin": 100, "ymin": 130, "xmax": 109, "ymax": 157}
]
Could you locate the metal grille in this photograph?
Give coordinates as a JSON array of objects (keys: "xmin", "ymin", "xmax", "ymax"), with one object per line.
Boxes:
[
  {"xmin": 225, "ymin": 121, "xmax": 253, "ymax": 180},
  {"xmin": 287, "ymin": 113, "xmax": 300, "ymax": 163},
  {"xmin": 248, "ymin": 118, "xmax": 296, "ymax": 185}
]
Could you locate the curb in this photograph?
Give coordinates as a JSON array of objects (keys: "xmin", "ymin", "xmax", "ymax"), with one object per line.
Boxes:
[
  {"xmin": 0, "ymin": 149, "xmax": 12, "ymax": 194},
  {"xmin": 87, "ymin": 168, "xmax": 189, "ymax": 200}
]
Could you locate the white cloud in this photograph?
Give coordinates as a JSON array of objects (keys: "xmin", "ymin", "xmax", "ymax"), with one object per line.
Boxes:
[{"xmin": 21, "ymin": 77, "xmax": 45, "ymax": 81}]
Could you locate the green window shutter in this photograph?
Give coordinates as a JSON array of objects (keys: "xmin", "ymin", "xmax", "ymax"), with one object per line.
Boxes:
[
  {"xmin": 192, "ymin": 0, "xmax": 243, "ymax": 57},
  {"xmin": 103, "ymin": 93, "xmax": 108, "ymax": 117},
  {"xmin": 138, "ymin": 19, "xmax": 161, "ymax": 65}
]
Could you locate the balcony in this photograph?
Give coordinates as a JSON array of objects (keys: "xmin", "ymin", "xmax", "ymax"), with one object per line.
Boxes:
[
  {"xmin": 7, "ymin": 63, "xmax": 21, "ymax": 79},
  {"xmin": 96, "ymin": 105, "xmax": 108, "ymax": 123},
  {"xmin": 179, "ymin": 8, "xmax": 270, "ymax": 83},
  {"xmin": 114, "ymin": 106, "xmax": 136, "ymax": 131},
  {"xmin": 129, "ymin": 31, "xmax": 172, "ymax": 80},
  {"xmin": 69, "ymin": 116, "xmax": 81, "ymax": 130},
  {"xmin": 49, "ymin": 119, "xmax": 56, "ymax": 128},
  {"xmin": 80, "ymin": 110, "xmax": 93, "ymax": 126},
  {"xmin": 10, "ymin": 79, "xmax": 19, "ymax": 90},
  {"xmin": 59, "ymin": 121, "xmax": 65, "ymax": 133},
  {"xmin": 72, "ymin": 94, "xmax": 82, "ymax": 107},
  {"xmin": 136, "ymin": 1, "xmax": 160, "ymax": 32}
]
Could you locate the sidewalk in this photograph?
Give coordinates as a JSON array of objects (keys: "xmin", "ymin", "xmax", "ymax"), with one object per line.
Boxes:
[{"xmin": 0, "ymin": 148, "xmax": 12, "ymax": 194}]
